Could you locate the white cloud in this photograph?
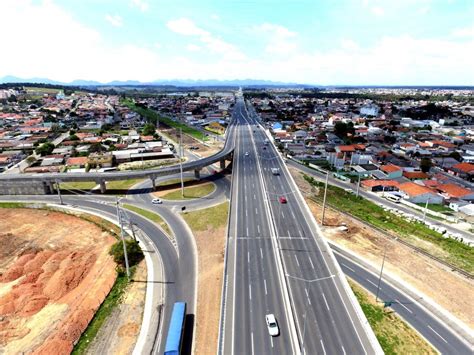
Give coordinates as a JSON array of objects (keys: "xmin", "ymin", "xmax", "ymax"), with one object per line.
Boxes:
[
  {"xmin": 254, "ymin": 23, "xmax": 298, "ymax": 55},
  {"xmin": 167, "ymin": 18, "xmax": 246, "ymax": 60},
  {"xmin": 211, "ymin": 14, "xmax": 220, "ymax": 20},
  {"xmin": 371, "ymin": 6, "xmax": 385, "ymax": 16},
  {"xmin": 130, "ymin": 0, "xmax": 149, "ymax": 12},
  {"xmin": 451, "ymin": 25, "xmax": 474, "ymax": 38},
  {"xmin": 186, "ymin": 44, "xmax": 201, "ymax": 52},
  {"xmin": 105, "ymin": 14, "xmax": 123, "ymax": 27}
]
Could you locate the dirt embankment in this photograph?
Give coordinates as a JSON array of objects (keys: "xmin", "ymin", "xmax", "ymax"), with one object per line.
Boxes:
[
  {"xmin": 290, "ymin": 167, "xmax": 474, "ymax": 329},
  {"xmin": 0, "ymin": 208, "xmax": 117, "ymax": 354}
]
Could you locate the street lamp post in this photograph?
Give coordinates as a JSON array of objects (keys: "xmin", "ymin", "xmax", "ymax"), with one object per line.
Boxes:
[
  {"xmin": 356, "ymin": 174, "xmax": 361, "ymax": 198},
  {"xmin": 321, "ymin": 172, "xmax": 329, "ymax": 225},
  {"xmin": 116, "ymin": 197, "xmax": 130, "ymax": 279},
  {"xmin": 422, "ymin": 196, "xmax": 431, "ymax": 223},
  {"xmin": 179, "ymin": 128, "xmax": 184, "ymax": 198}
]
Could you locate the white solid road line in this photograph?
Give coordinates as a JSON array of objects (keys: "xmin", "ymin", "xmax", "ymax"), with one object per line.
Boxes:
[
  {"xmin": 251, "ymin": 332, "xmax": 255, "ymax": 355},
  {"xmin": 308, "ymin": 257, "xmax": 315, "ymax": 270},
  {"xmin": 395, "ymin": 299, "xmax": 413, "ymax": 314},
  {"xmin": 322, "ymin": 292, "xmax": 330, "ymax": 311},
  {"xmin": 320, "ymin": 339, "xmax": 327, "ymax": 355},
  {"xmin": 295, "ymin": 254, "xmax": 300, "ymax": 266},
  {"xmin": 342, "ymin": 345, "xmax": 347, "ymax": 355},
  {"xmin": 428, "ymin": 325, "xmax": 448, "ymax": 344},
  {"xmin": 366, "ymin": 278, "xmax": 378, "ymax": 288},
  {"xmin": 341, "ymin": 263, "xmax": 356, "ymax": 273},
  {"xmin": 264, "ymin": 279, "xmax": 268, "ymax": 295},
  {"xmin": 270, "ymin": 336, "xmax": 274, "ymax": 348}
]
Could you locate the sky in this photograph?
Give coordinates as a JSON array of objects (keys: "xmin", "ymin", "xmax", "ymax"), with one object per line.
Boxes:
[{"xmin": 0, "ymin": 0, "xmax": 473, "ymax": 85}]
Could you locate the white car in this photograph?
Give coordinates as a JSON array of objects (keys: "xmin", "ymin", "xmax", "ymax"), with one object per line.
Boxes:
[
  {"xmin": 151, "ymin": 198, "xmax": 162, "ymax": 204},
  {"xmin": 265, "ymin": 314, "xmax": 279, "ymax": 336},
  {"xmin": 245, "ymin": 152, "xmax": 249, "ymax": 156}
]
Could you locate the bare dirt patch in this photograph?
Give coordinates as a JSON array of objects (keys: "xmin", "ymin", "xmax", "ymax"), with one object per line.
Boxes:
[
  {"xmin": 193, "ymin": 226, "xmax": 226, "ymax": 355},
  {"xmin": 85, "ymin": 259, "xmax": 147, "ymax": 355},
  {"xmin": 161, "ymin": 127, "xmax": 224, "ymax": 159},
  {"xmin": 0, "ymin": 208, "xmax": 117, "ymax": 354},
  {"xmin": 289, "ymin": 166, "xmax": 474, "ymax": 329}
]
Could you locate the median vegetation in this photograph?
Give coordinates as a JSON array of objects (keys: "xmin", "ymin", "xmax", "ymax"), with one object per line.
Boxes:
[
  {"xmin": 123, "ymin": 203, "xmax": 172, "ymax": 236},
  {"xmin": 303, "ymin": 174, "xmax": 474, "ymax": 273},
  {"xmin": 122, "ymin": 98, "xmax": 208, "ymax": 141},
  {"xmin": 161, "ymin": 182, "xmax": 215, "ymax": 200},
  {"xmin": 349, "ymin": 280, "xmax": 436, "ymax": 355}
]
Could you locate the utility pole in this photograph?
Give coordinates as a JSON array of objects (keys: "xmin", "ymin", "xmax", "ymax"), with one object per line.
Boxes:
[
  {"xmin": 321, "ymin": 172, "xmax": 329, "ymax": 226},
  {"xmin": 179, "ymin": 128, "xmax": 184, "ymax": 198},
  {"xmin": 116, "ymin": 198, "xmax": 130, "ymax": 279},
  {"xmin": 56, "ymin": 180, "xmax": 63, "ymax": 205},
  {"xmin": 376, "ymin": 242, "xmax": 387, "ymax": 302},
  {"xmin": 423, "ymin": 197, "xmax": 430, "ymax": 223},
  {"xmin": 356, "ymin": 174, "xmax": 361, "ymax": 198}
]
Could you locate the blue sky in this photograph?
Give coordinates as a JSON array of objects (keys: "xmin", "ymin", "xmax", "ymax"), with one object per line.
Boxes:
[{"xmin": 0, "ymin": 0, "xmax": 473, "ymax": 84}]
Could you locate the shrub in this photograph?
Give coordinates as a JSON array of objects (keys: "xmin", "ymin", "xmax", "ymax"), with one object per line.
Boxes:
[{"xmin": 109, "ymin": 239, "xmax": 144, "ymax": 267}]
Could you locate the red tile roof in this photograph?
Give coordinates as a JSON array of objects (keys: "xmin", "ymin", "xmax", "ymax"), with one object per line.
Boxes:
[
  {"xmin": 452, "ymin": 163, "xmax": 474, "ymax": 174},
  {"xmin": 437, "ymin": 184, "xmax": 474, "ymax": 198},
  {"xmin": 399, "ymin": 182, "xmax": 434, "ymax": 197},
  {"xmin": 361, "ymin": 180, "xmax": 400, "ymax": 188},
  {"xmin": 380, "ymin": 164, "xmax": 401, "ymax": 173},
  {"xmin": 66, "ymin": 157, "xmax": 88, "ymax": 166},
  {"xmin": 403, "ymin": 171, "xmax": 429, "ymax": 179}
]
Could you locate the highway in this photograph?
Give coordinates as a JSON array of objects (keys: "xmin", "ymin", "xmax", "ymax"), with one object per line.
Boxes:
[{"xmin": 221, "ymin": 98, "xmax": 381, "ymax": 354}]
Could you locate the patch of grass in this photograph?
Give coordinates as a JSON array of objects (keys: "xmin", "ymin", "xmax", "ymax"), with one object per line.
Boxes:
[
  {"xmin": 349, "ymin": 280, "xmax": 436, "ymax": 355},
  {"xmin": 106, "ymin": 178, "xmax": 144, "ymax": 190},
  {"xmin": 415, "ymin": 203, "xmax": 453, "ymax": 213},
  {"xmin": 182, "ymin": 202, "xmax": 229, "ymax": 231},
  {"xmin": 161, "ymin": 183, "xmax": 215, "ymax": 200},
  {"xmin": 78, "ymin": 213, "xmax": 121, "ymax": 238},
  {"xmin": 157, "ymin": 177, "xmax": 194, "ymax": 187},
  {"xmin": 72, "ymin": 266, "xmax": 136, "ymax": 355},
  {"xmin": 0, "ymin": 202, "xmax": 28, "ymax": 208},
  {"xmin": 122, "ymin": 99, "xmax": 208, "ymax": 141},
  {"xmin": 303, "ymin": 174, "xmax": 474, "ymax": 273},
  {"xmin": 60, "ymin": 181, "xmax": 97, "ymax": 191},
  {"xmin": 123, "ymin": 204, "xmax": 172, "ymax": 236}
]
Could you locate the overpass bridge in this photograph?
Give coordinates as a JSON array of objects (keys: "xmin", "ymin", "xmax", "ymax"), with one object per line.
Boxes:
[{"xmin": 0, "ymin": 122, "xmax": 236, "ymax": 195}]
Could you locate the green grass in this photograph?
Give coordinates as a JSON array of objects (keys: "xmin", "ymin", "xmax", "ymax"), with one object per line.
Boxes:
[
  {"xmin": 106, "ymin": 178, "xmax": 144, "ymax": 190},
  {"xmin": 161, "ymin": 183, "xmax": 215, "ymax": 200},
  {"xmin": 157, "ymin": 178, "xmax": 194, "ymax": 187},
  {"xmin": 0, "ymin": 202, "xmax": 28, "ymax": 208},
  {"xmin": 415, "ymin": 203, "xmax": 453, "ymax": 213},
  {"xmin": 303, "ymin": 174, "xmax": 474, "ymax": 273},
  {"xmin": 349, "ymin": 280, "xmax": 436, "ymax": 355},
  {"xmin": 123, "ymin": 204, "xmax": 172, "ymax": 236},
  {"xmin": 72, "ymin": 266, "xmax": 136, "ymax": 355},
  {"xmin": 121, "ymin": 99, "xmax": 208, "ymax": 141},
  {"xmin": 60, "ymin": 181, "xmax": 97, "ymax": 191},
  {"xmin": 182, "ymin": 202, "xmax": 229, "ymax": 231}
]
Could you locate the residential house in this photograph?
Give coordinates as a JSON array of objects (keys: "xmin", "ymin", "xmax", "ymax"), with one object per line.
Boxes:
[
  {"xmin": 448, "ymin": 163, "xmax": 474, "ymax": 181},
  {"xmin": 398, "ymin": 182, "xmax": 443, "ymax": 204},
  {"xmin": 380, "ymin": 164, "xmax": 403, "ymax": 179},
  {"xmin": 66, "ymin": 157, "xmax": 88, "ymax": 169},
  {"xmin": 437, "ymin": 184, "xmax": 474, "ymax": 202}
]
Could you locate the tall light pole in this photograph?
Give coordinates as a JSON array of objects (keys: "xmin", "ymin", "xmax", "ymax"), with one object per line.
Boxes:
[
  {"xmin": 375, "ymin": 240, "xmax": 390, "ymax": 302},
  {"xmin": 116, "ymin": 197, "xmax": 130, "ymax": 279},
  {"xmin": 356, "ymin": 174, "xmax": 361, "ymax": 198},
  {"xmin": 321, "ymin": 171, "xmax": 329, "ymax": 225},
  {"xmin": 56, "ymin": 179, "xmax": 63, "ymax": 205},
  {"xmin": 422, "ymin": 196, "xmax": 431, "ymax": 223},
  {"xmin": 179, "ymin": 128, "xmax": 184, "ymax": 198}
]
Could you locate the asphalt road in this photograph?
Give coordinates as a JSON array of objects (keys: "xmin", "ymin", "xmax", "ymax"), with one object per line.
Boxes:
[
  {"xmin": 222, "ymin": 99, "xmax": 380, "ymax": 355},
  {"xmin": 332, "ymin": 247, "xmax": 473, "ymax": 354}
]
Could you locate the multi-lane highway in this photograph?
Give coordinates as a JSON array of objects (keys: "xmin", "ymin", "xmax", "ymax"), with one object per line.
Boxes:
[{"xmin": 221, "ymin": 98, "xmax": 381, "ymax": 354}]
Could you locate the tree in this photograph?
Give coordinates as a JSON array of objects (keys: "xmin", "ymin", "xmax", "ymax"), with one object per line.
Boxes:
[
  {"xmin": 35, "ymin": 142, "xmax": 55, "ymax": 156},
  {"xmin": 142, "ymin": 122, "xmax": 156, "ymax": 136},
  {"xmin": 68, "ymin": 134, "xmax": 79, "ymax": 141},
  {"xmin": 334, "ymin": 122, "xmax": 355, "ymax": 139},
  {"xmin": 420, "ymin": 158, "xmax": 432, "ymax": 173},
  {"xmin": 449, "ymin": 151, "xmax": 462, "ymax": 162},
  {"xmin": 109, "ymin": 239, "xmax": 144, "ymax": 267},
  {"xmin": 88, "ymin": 142, "xmax": 105, "ymax": 153}
]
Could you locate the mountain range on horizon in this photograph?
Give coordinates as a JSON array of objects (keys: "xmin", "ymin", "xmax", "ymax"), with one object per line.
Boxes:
[{"xmin": 0, "ymin": 75, "xmax": 308, "ymax": 87}]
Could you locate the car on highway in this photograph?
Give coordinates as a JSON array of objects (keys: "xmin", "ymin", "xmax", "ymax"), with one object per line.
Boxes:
[
  {"xmin": 245, "ymin": 152, "xmax": 249, "ymax": 156},
  {"xmin": 279, "ymin": 196, "xmax": 287, "ymax": 204},
  {"xmin": 265, "ymin": 314, "xmax": 279, "ymax": 336},
  {"xmin": 151, "ymin": 198, "xmax": 162, "ymax": 204}
]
